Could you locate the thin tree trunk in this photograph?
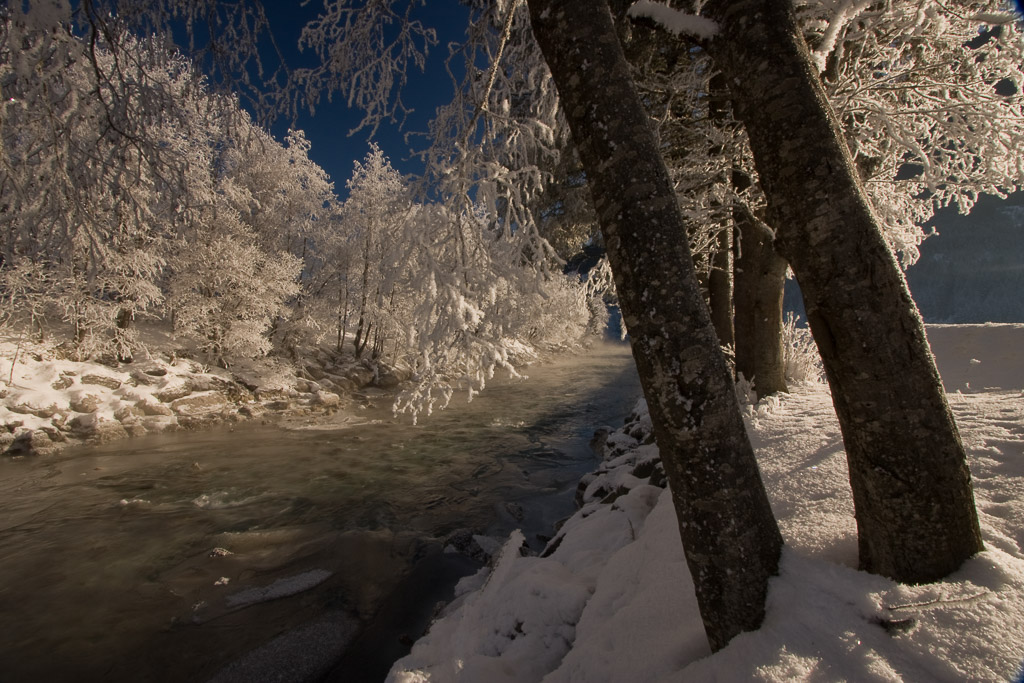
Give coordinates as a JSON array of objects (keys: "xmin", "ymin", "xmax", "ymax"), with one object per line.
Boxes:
[
  {"xmin": 708, "ymin": 224, "xmax": 734, "ymax": 348},
  {"xmin": 706, "ymin": 73, "xmax": 734, "ymax": 349},
  {"xmin": 337, "ymin": 280, "xmax": 350, "ymax": 353},
  {"xmin": 354, "ymin": 315, "xmax": 370, "ymax": 360},
  {"xmin": 706, "ymin": 0, "xmax": 983, "ymax": 582},
  {"xmin": 528, "ymin": 0, "xmax": 782, "ymax": 651},
  {"xmin": 354, "ymin": 234, "xmax": 373, "ymax": 359},
  {"xmin": 732, "ymin": 195, "xmax": 787, "ymax": 397},
  {"xmin": 115, "ymin": 306, "xmax": 135, "ymax": 363}
]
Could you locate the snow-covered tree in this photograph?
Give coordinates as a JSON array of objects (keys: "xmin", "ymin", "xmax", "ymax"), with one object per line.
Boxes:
[
  {"xmin": 1, "ymin": 11, "xmax": 341, "ymax": 366},
  {"xmin": 217, "ymin": 127, "xmax": 339, "ymax": 353},
  {"xmin": 0, "ymin": 15, "xmax": 198, "ymax": 358},
  {"xmin": 158, "ymin": 105, "xmax": 331, "ymax": 366},
  {"xmin": 337, "ymin": 143, "xmax": 412, "ymax": 359},
  {"xmin": 168, "ymin": 228, "xmax": 302, "ymax": 365},
  {"xmin": 801, "ymin": 0, "xmax": 1024, "ymax": 263}
]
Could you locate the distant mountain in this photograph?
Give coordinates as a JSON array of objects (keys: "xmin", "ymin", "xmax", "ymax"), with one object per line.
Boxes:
[
  {"xmin": 781, "ymin": 192, "xmax": 1024, "ymax": 324},
  {"xmin": 908, "ymin": 192, "xmax": 1024, "ymax": 323}
]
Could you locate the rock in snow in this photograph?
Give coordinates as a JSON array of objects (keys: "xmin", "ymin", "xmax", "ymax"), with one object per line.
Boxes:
[{"xmin": 0, "ymin": 337, "xmax": 403, "ymax": 456}]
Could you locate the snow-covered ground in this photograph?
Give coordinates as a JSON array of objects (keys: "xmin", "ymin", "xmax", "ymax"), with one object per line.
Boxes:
[
  {"xmin": 0, "ymin": 328, "xmax": 408, "ymax": 455},
  {"xmin": 388, "ymin": 323, "xmax": 1024, "ymax": 683}
]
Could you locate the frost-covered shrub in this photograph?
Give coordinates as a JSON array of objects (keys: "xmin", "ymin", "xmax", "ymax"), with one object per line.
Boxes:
[
  {"xmin": 519, "ymin": 274, "xmax": 600, "ymax": 350},
  {"xmin": 168, "ymin": 232, "xmax": 301, "ymax": 367},
  {"xmin": 782, "ymin": 313, "xmax": 824, "ymax": 384}
]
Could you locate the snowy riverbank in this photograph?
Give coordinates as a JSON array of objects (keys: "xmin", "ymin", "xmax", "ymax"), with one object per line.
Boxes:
[
  {"xmin": 0, "ymin": 333, "xmax": 422, "ymax": 457},
  {"xmin": 388, "ymin": 323, "xmax": 1024, "ymax": 682}
]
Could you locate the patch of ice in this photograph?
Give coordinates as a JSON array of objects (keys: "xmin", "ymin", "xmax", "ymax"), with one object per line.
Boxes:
[{"xmin": 226, "ymin": 569, "xmax": 333, "ymax": 608}]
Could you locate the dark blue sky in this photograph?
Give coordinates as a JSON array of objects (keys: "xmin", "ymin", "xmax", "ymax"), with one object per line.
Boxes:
[{"xmin": 260, "ymin": 1, "xmax": 471, "ymax": 192}]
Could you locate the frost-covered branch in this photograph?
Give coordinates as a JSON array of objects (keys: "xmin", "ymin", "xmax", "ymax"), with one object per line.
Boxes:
[
  {"xmin": 800, "ymin": 0, "xmax": 1024, "ymax": 263},
  {"xmin": 296, "ymin": 0, "xmax": 437, "ymax": 135}
]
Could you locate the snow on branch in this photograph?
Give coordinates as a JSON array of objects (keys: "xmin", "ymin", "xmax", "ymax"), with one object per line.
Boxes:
[
  {"xmin": 970, "ymin": 12, "xmax": 1019, "ymax": 25},
  {"xmin": 627, "ymin": 0, "xmax": 719, "ymax": 40}
]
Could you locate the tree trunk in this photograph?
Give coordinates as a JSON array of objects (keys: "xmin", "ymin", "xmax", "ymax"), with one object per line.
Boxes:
[
  {"xmin": 707, "ymin": 226, "xmax": 734, "ymax": 348},
  {"xmin": 706, "ymin": 73, "xmax": 734, "ymax": 350},
  {"xmin": 527, "ymin": 0, "xmax": 782, "ymax": 651},
  {"xmin": 337, "ymin": 281, "xmax": 350, "ymax": 354},
  {"xmin": 732, "ymin": 195, "xmax": 787, "ymax": 397},
  {"xmin": 115, "ymin": 307, "xmax": 135, "ymax": 363},
  {"xmin": 705, "ymin": 0, "xmax": 983, "ymax": 582},
  {"xmin": 354, "ymin": 235, "xmax": 373, "ymax": 359},
  {"xmin": 353, "ymin": 315, "xmax": 370, "ymax": 360}
]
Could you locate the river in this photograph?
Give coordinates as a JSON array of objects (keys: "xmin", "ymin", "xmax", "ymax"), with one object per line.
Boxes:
[{"xmin": 0, "ymin": 342, "xmax": 641, "ymax": 683}]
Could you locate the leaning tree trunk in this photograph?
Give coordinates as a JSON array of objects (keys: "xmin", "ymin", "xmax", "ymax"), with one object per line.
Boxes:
[
  {"xmin": 611, "ymin": 4, "xmax": 735, "ymax": 349},
  {"xmin": 706, "ymin": 0, "xmax": 983, "ymax": 582},
  {"xmin": 732, "ymin": 191, "xmax": 788, "ymax": 397},
  {"xmin": 527, "ymin": 0, "xmax": 783, "ymax": 652}
]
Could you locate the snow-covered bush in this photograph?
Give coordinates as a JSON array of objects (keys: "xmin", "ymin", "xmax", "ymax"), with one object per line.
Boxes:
[
  {"xmin": 782, "ymin": 313, "xmax": 824, "ymax": 384},
  {"xmin": 0, "ymin": 20, "xmax": 330, "ymax": 365},
  {"xmin": 168, "ymin": 231, "xmax": 301, "ymax": 367}
]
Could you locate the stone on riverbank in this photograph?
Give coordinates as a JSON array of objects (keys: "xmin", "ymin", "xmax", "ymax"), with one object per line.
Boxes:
[
  {"xmin": 314, "ymin": 390, "xmax": 341, "ymax": 407},
  {"xmin": 0, "ymin": 335, "xmax": 421, "ymax": 457},
  {"xmin": 171, "ymin": 391, "xmax": 229, "ymax": 415},
  {"xmin": 8, "ymin": 429, "xmax": 57, "ymax": 456},
  {"xmin": 81, "ymin": 374, "xmax": 123, "ymax": 390}
]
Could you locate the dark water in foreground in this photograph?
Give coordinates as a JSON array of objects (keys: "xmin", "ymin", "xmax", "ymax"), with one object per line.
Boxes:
[{"xmin": 0, "ymin": 343, "xmax": 640, "ymax": 683}]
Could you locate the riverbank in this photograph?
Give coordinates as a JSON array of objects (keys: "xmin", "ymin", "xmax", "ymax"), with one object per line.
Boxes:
[
  {"xmin": 388, "ymin": 323, "xmax": 1024, "ymax": 682},
  {"xmin": 0, "ymin": 331, "xmax": 537, "ymax": 457}
]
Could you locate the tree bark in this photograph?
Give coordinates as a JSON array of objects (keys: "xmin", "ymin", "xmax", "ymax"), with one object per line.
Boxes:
[
  {"xmin": 705, "ymin": 0, "xmax": 983, "ymax": 582},
  {"xmin": 732, "ymin": 193, "xmax": 787, "ymax": 397},
  {"xmin": 527, "ymin": 0, "xmax": 782, "ymax": 651}
]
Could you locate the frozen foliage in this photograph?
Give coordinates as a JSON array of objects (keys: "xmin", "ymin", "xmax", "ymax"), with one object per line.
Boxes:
[
  {"xmin": 296, "ymin": 0, "xmax": 437, "ymax": 135},
  {"xmin": 320, "ymin": 146, "xmax": 607, "ymax": 420},
  {"xmin": 389, "ymin": 324, "xmax": 1024, "ymax": 682},
  {"xmin": 295, "ymin": 1, "xmax": 616, "ymax": 417},
  {"xmin": 0, "ymin": 21, "xmax": 192, "ymax": 358},
  {"xmin": 629, "ymin": 0, "xmax": 1024, "ymax": 269},
  {"xmin": 0, "ymin": 4, "xmax": 605, "ymax": 412},
  {"xmin": 800, "ymin": 0, "xmax": 1024, "ymax": 264},
  {"xmin": 169, "ymin": 234, "xmax": 302, "ymax": 364},
  {"xmin": 335, "ymin": 144, "xmax": 414, "ymax": 361},
  {"xmin": 420, "ymin": 0, "xmax": 565, "ymax": 264},
  {"xmin": 0, "ymin": 16, "xmax": 330, "ymax": 363},
  {"xmin": 781, "ymin": 314, "xmax": 825, "ymax": 384}
]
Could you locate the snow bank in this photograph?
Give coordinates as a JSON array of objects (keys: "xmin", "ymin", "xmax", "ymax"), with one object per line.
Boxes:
[
  {"xmin": 0, "ymin": 334, "xmax": 409, "ymax": 456},
  {"xmin": 388, "ymin": 324, "xmax": 1024, "ymax": 682}
]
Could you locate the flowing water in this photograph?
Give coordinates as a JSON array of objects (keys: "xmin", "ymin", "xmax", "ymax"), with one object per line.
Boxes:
[{"xmin": 0, "ymin": 343, "xmax": 641, "ymax": 683}]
